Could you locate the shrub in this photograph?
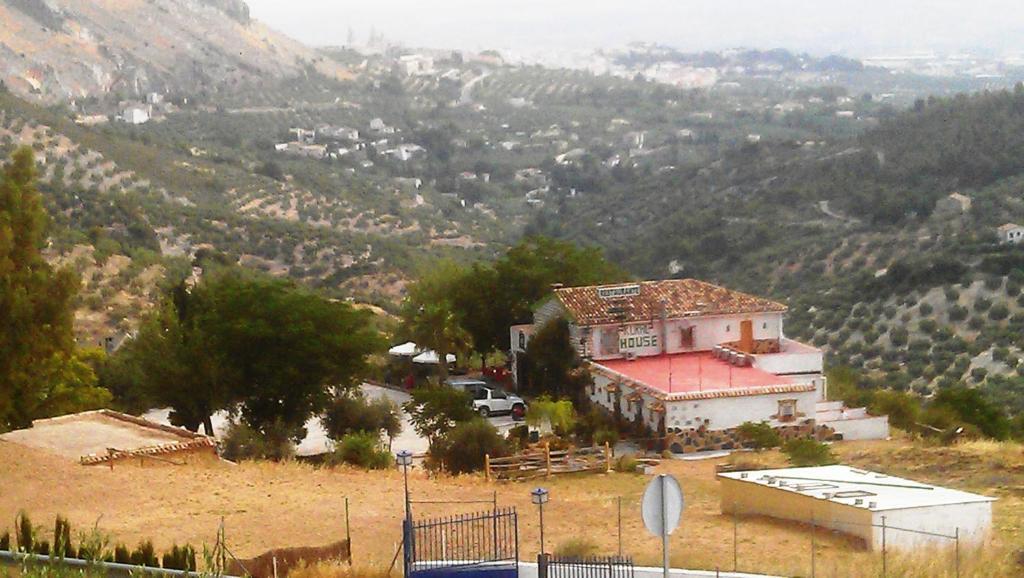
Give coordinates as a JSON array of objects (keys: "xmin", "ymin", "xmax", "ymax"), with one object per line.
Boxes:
[
  {"xmin": 53, "ymin": 516, "xmax": 74, "ymax": 558},
  {"xmin": 220, "ymin": 420, "xmax": 295, "ymax": 462},
  {"xmin": 868, "ymin": 390, "xmax": 921, "ymax": 431},
  {"xmin": 985, "ymin": 276, "xmax": 1004, "ymax": 291},
  {"xmin": 526, "ymin": 396, "xmax": 576, "ymax": 435},
  {"xmin": 974, "ymin": 297, "xmax": 992, "ymax": 312},
  {"xmin": 430, "ymin": 419, "xmax": 508, "ymax": 474},
  {"xmin": 971, "ymin": 367, "xmax": 988, "ymax": 382},
  {"xmin": 889, "ymin": 327, "xmax": 909, "ymax": 347},
  {"xmin": 918, "ymin": 319, "xmax": 937, "ymax": 334},
  {"xmin": 130, "ymin": 541, "xmax": 158, "ymax": 567},
  {"xmin": 323, "ymin": 391, "xmax": 401, "ymax": 442},
  {"xmin": 16, "ymin": 511, "xmax": 32, "ymax": 553},
  {"xmin": 555, "ymin": 537, "xmax": 599, "ymax": 558},
  {"xmin": 782, "ymin": 439, "xmax": 837, "ymax": 467},
  {"xmin": 736, "ymin": 421, "xmax": 782, "ymax": 450},
  {"xmin": 162, "ymin": 544, "xmax": 197, "ymax": 571},
  {"xmin": 944, "ymin": 287, "xmax": 960, "ymax": 302},
  {"xmin": 0, "ymin": 532, "xmax": 9, "ymax": 551},
  {"xmin": 613, "ymin": 454, "xmax": 639, "ymax": 473},
  {"xmin": 114, "ymin": 544, "xmax": 131, "ymax": 564},
  {"xmin": 918, "ymin": 302, "xmax": 933, "ymax": 316},
  {"xmin": 930, "ymin": 387, "xmax": 1011, "ymax": 440},
  {"xmin": 989, "ymin": 303, "xmax": 1010, "ymax": 321},
  {"xmin": 948, "ymin": 305, "xmax": 969, "ymax": 321},
  {"xmin": 329, "ymin": 432, "xmax": 392, "ymax": 470},
  {"xmin": 594, "ymin": 428, "xmax": 620, "ymax": 448}
]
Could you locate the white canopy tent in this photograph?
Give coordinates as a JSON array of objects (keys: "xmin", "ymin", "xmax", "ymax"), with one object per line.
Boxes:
[
  {"xmin": 388, "ymin": 341, "xmax": 421, "ymax": 357},
  {"xmin": 412, "ymin": 350, "xmax": 456, "ymax": 365}
]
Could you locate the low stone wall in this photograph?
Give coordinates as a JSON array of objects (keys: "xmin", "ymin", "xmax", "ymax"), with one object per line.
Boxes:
[{"xmin": 666, "ymin": 420, "xmax": 839, "ymax": 454}]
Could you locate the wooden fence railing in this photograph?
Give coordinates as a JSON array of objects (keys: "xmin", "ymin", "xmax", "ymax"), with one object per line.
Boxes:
[{"xmin": 485, "ymin": 443, "xmax": 612, "ymax": 481}]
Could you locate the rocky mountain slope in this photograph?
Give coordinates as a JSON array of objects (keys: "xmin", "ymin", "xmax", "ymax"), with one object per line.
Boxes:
[{"xmin": 0, "ymin": 0, "xmax": 347, "ymax": 102}]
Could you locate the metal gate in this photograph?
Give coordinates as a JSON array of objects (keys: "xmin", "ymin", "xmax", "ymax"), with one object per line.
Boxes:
[
  {"xmin": 404, "ymin": 508, "xmax": 519, "ymax": 578},
  {"xmin": 537, "ymin": 554, "xmax": 634, "ymax": 578}
]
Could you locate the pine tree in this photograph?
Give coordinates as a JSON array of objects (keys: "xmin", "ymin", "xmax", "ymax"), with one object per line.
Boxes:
[{"xmin": 0, "ymin": 147, "xmax": 79, "ymax": 431}]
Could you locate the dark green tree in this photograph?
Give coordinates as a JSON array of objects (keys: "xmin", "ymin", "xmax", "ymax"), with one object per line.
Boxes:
[
  {"xmin": 403, "ymin": 386, "xmax": 475, "ymax": 443},
  {"xmin": 931, "ymin": 387, "xmax": 1011, "ymax": 440},
  {"xmin": 0, "ymin": 147, "xmax": 83, "ymax": 430},
  {"xmin": 400, "ymin": 260, "xmax": 471, "ymax": 380},
  {"xmin": 523, "ymin": 317, "xmax": 592, "ymax": 403},
  {"xmin": 202, "ymin": 271, "xmax": 384, "ymax": 440}
]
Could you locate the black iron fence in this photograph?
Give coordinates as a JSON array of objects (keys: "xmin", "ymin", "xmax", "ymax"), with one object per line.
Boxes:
[
  {"xmin": 404, "ymin": 508, "xmax": 519, "ymax": 575},
  {"xmin": 537, "ymin": 554, "xmax": 634, "ymax": 578}
]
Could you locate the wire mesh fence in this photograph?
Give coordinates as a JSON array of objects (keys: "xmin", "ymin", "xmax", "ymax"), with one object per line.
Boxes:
[{"xmin": 581, "ymin": 495, "xmax": 978, "ymax": 578}]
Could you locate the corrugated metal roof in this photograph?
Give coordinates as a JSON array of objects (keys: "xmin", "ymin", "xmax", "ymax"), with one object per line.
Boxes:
[{"xmin": 554, "ymin": 279, "xmax": 786, "ymax": 326}]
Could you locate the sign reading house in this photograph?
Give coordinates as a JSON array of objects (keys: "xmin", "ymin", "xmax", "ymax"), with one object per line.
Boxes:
[
  {"xmin": 620, "ymin": 323, "xmax": 658, "ymax": 352},
  {"xmin": 598, "ymin": 284, "xmax": 641, "ymax": 299}
]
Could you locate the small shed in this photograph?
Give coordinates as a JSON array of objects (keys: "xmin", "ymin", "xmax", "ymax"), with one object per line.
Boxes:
[{"xmin": 719, "ymin": 465, "xmax": 995, "ymax": 550}]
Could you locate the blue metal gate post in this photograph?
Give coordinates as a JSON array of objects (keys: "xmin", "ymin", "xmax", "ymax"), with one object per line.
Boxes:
[{"xmin": 403, "ymin": 518, "xmax": 413, "ymax": 578}]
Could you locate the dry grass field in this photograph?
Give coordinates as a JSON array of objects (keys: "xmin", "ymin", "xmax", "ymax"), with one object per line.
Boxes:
[{"xmin": 1, "ymin": 435, "xmax": 1022, "ymax": 577}]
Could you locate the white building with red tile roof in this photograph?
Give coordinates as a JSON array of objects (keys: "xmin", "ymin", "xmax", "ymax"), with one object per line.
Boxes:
[{"xmin": 511, "ymin": 279, "xmax": 888, "ymax": 446}]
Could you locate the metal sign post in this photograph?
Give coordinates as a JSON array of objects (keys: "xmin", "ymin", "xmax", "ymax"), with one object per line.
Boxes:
[{"xmin": 641, "ymin": 475, "xmax": 684, "ymax": 578}]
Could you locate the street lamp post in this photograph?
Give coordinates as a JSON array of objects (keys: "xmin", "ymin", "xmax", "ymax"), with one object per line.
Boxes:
[
  {"xmin": 396, "ymin": 450, "xmax": 414, "ymax": 578},
  {"xmin": 396, "ymin": 450, "xmax": 414, "ymax": 522},
  {"xmin": 531, "ymin": 487, "xmax": 550, "ymax": 555}
]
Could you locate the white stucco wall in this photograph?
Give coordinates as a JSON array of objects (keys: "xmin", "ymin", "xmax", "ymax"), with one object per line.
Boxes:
[
  {"xmin": 591, "ymin": 373, "xmax": 818, "ymax": 431},
  {"xmin": 721, "ymin": 477, "xmax": 875, "ymax": 546},
  {"xmin": 752, "ymin": 350, "xmax": 823, "ymax": 376},
  {"xmin": 586, "ymin": 312, "xmax": 785, "ymax": 361},
  {"xmin": 821, "ymin": 415, "xmax": 890, "ymax": 441},
  {"xmin": 870, "ymin": 502, "xmax": 992, "ymax": 550}
]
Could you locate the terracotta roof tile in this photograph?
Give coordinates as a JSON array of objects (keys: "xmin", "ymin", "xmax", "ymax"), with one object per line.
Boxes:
[{"xmin": 554, "ymin": 279, "xmax": 786, "ymax": 326}]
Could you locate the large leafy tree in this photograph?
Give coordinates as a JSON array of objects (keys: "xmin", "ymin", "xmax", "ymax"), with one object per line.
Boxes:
[
  {"xmin": 126, "ymin": 269, "xmax": 384, "ymax": 440},
  {"xmin": 400, "ymin": 260, "xmax": 472, "ymax": 380},
  {"xmin": 128, "ymin": 282, "xmax": 235, "ymax": 434},
  {"xmin": 0, "ymin": 147, "xmax": 85, "ymax": 430},
  {"xmin": 455, "ymin": 237, "xmax": 628, "ymax": 357},
  {"xmin": 405, "ymin": 237, "xmax": 628, "ymax": 365},
  {"xmin": 201, "ymin": 270, "xmax": 384, "ymax": 441}
]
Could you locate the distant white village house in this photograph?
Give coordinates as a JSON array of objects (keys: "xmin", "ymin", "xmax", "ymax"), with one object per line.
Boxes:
[
  {"xmin": 399, "ymin": 54, "xmax": 435, "ymax": 76},
  {"xmin": 998, "ymin": 223, "xmax": 1024, "ymax": 244},
  {"xmin": 119, "ymin": 105, "xmax": 150, "ymax": 125}
]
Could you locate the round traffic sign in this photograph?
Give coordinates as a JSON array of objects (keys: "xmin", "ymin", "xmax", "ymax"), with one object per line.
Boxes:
[{"xmin": 641, "ymin": 474, "xmax": 684, "ymax": 537}]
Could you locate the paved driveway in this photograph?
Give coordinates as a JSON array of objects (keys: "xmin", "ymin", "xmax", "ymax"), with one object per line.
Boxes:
[{"xmin": 144, "ymin": 383, "xmax": 515, "ymax": 458}]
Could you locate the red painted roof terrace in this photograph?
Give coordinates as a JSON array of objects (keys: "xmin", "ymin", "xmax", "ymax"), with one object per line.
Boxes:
[{"xmin": 593, "ymin": 351, "xmax": 795, "ymax": 395}]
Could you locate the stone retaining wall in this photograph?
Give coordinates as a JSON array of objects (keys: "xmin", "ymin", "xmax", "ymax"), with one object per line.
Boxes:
[{"xmin": 666, "ymin": 420, "xmax": 839, "ymax": 454}]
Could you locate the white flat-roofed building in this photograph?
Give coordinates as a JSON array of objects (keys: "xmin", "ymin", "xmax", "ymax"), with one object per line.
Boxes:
[{"xmin": 719, "ymin": 465, "xmax": 995, "ymax": 551}]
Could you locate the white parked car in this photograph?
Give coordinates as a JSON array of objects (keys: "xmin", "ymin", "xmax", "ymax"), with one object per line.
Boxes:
[
  {"xmin": 469, "ymin": 385, "xmax": 526, "ymax": 419},
  {"xmin": 445, "ymin": 378, "xmax": 527, "ymax": 419}
]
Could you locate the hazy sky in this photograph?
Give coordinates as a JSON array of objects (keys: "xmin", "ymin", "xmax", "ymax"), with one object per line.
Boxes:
[{"xmin": 246, "ymin": 1, "xmax": 1024, "ymax": 57}]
